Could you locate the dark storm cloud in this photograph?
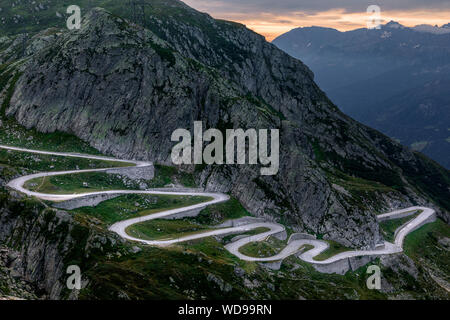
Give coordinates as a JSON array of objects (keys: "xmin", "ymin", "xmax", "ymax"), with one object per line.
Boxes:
[{"xmin": 187, "ymin": 0, "xmax": 450, "ymax": 14}]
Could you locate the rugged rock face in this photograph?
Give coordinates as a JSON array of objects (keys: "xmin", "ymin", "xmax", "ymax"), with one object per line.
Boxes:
[
  {"xmin": 0, "ymin": 246, "xmax": 38, "ymax": 299},
  {"xmin": 0, "ymin": 191, "xmax": 73, "ymax": 299},
  {"xmin": 0, "ymin": 189, "xmax": 130, "ymax": 300},
  {"xmin": 1, "ymin": 4, "xmax": 449, "ymax": 249}
]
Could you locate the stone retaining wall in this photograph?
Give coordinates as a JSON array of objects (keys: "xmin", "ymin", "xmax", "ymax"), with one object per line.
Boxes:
[
  {"xmin": 378, "ymin": 209, "xmax": 420, "ymax": 222},
  {"xmin": 310, "ymin": 255, "xmax": 378, "ymax": 275},
  {"xmin": 288, "ymin": 233, "xmax": 316, "ymax": 244},
  {"xmin": 53, "ymin": 193, "xmax": 122, "ymax": 210},
  {"xmin": 162, "ymin": 207, "xmax": 205, "ymax": 220},
  {"xmin": 272, "ymin": 230, "xmax": 287, "ymax": 241},
  {"xmin": 259, "ymin": 260, "xmax": 282, "ymax": 271},
  {"xmin": 216, "ymin": 217, "xmax": 266, "ymax": 228},
  {"xmin": 106, "ymin": 165, "xmax": 154, "ymax": 181}
]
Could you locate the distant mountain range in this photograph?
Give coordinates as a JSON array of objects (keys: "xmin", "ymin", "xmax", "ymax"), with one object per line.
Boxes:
[{"xmin": 273, "ymin": 21, "xmax": 450, "ymax": 169}]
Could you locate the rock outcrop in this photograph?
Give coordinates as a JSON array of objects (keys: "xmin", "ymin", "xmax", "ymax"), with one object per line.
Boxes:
[{"xmin": 0, "ymin": 190, "xmax": 126, "ymax": 299}]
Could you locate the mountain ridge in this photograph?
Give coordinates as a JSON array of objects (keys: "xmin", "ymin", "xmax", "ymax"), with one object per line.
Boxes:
[
  {"xmin": 277, "ymin": 20, "xmax": 450, "ymax": 36},
  {"xmin": 273, "ymin": 21, "xmax": 450, "ymax": 169}
]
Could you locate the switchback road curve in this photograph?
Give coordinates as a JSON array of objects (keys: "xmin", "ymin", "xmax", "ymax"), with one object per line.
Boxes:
[{"xmin": 2, "ymin": 145, "xmax": 436, "ymax": 271}]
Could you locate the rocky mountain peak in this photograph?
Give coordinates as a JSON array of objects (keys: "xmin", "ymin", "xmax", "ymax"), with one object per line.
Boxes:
[{"xmin": 384, "ymin": 21, "xmax": 405, "ymax": 29}]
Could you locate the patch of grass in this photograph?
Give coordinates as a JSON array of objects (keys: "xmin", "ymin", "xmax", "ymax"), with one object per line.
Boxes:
[
  {"xmin": 126, "ymin": 219, "xmax": 211, "ymax": 241},
  {"xmin": 79, "ymin": 238, "xmax": 258, "ymax": 300},
  {"xmin": 0, "ymin": 148, "xmax": 132, "ymax": 174},
  {"xmin": 322, "ymin": 167, "xmax": 399, "ymax": 213},
  {"xmin": 245, "ymin": 93, "xmax": 286, "ymax": 121},
  {"xmin": 0, "ymin": 164, "xmax": 19, "ymax": 182},
  {"xmin": 221, "ymin": 227, "xmax": 270, "ymax": 243},
  {"xmin": 24, "ymin": 172, "xmax": 140, "ymax": 194},
  {"xmin": 404, "ymin": 219, "xmax": 450, "ymax": 275},
  {"xmin": 328, "ymin": 169, "xmax": 395, "ymax": 193},
  {"xmin": 239, "ymin": 241, "xmax": 277, "ymax": 258},
  {"xmin": 147, "ymin": 164, "xmax": 196, "ymax": 188},
  {"xmin": 313, "ymin": 240, "xmax": 352, "ymax": 261},
  {"xmin": 238, "ymin": 236, "xmax": 286, "ymax": 258},
  {"xmin": 300, "ymin": 244, "xmax": 315, "ymax": 252},
  {"xmin": 237, "ymin": 236, "xmax": 316, "ymax": 259},
  {"xmin": 310, "ymin": 137, "xmax": 405, "ymax": 191},
  {"xmin": 180, "ymin": 237, "xmax": 246, "ymax": 267},
  {"xmin": 190, "ymin": 197, "xmax": 251, "ymax": 225},
  {"xmin": 0, "ymin": 120, "xmax": 102, "ymax": 155},
  {"xmin": 379, "ymin": 211, "xmax": 421, "ymax": 243},
  {"xmin": 72, "ymin": 194, "xmax": 213, "ymax": 225}
]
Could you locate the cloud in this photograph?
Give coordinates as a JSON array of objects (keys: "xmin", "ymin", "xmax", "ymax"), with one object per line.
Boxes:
[
  {"xmin": 275, "ymin": 19, "xmax": 294, "ymax": 24},
  {"xmin": 183, "ymin": 0, "xmax": 450, "ymax": 41},
  {"xmin": 184, "ymin": 0, "xmax": 450, "ymax": 15}
]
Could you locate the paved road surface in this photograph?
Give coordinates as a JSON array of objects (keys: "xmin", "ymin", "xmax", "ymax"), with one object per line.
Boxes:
[{"xmin": 2, "ymin": 145, "xmax": 436, "ymax": 266}]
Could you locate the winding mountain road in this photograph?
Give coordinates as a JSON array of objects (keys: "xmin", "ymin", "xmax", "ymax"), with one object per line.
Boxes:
[{"xmin": 2, "ymin": 145, "xmax": 436, "ymax": 269}]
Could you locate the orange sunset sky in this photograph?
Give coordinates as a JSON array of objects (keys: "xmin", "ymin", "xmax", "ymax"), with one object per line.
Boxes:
[{"xmin": 183, "ymin": 0, "xmax": 450, "ymax": 41}]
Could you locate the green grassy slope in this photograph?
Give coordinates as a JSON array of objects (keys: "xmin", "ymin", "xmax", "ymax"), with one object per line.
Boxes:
[
  {"xmin": 73, "ymin": 194, "xmax": 213, "ymax": 226},
  {"xmin": 1, "ymin": 139, "xmax": 449, "ymax": 299}
]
